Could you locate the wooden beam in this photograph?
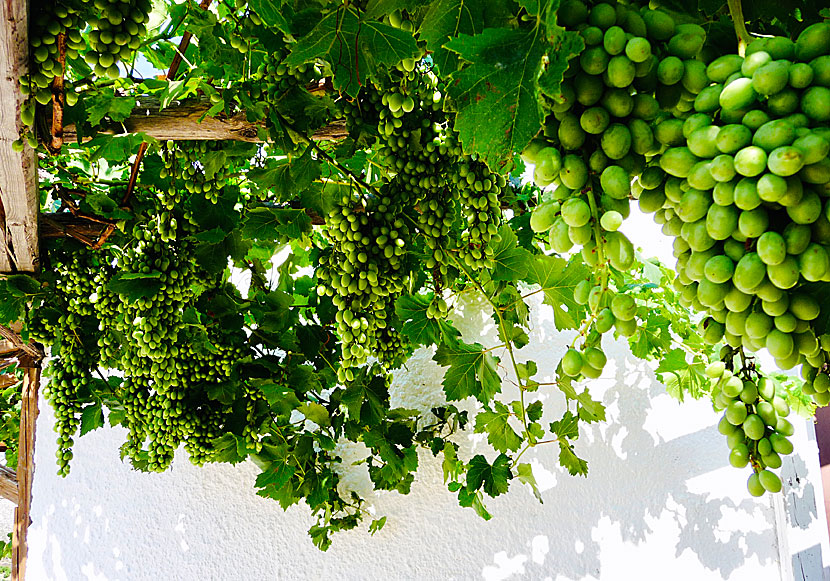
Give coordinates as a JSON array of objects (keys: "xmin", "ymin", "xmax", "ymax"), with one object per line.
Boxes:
[
  {"xmin": 0, "ymin": 465, "xmax": 18, "ymax": 505},
  {"xmin": 12, "ymin": 363, "xmax": 39, "ymax": 581},
  {"xmin": 0, "ymin": 0, "xmax": 39, "ymax": 273},
  {"xmin": 39, "ymin": 212, "xmax": 108, "ymax": 241},
  {"xmin": 39, "ymin": 208, "xmax": 327, "ymax": 241},
  {"xmin": 62, "ymin": 98, "xmax": 348, "ymax": 144},
  {"xmin": 0, "ymin": 326, "xmax": 41, "ymax": 362}
]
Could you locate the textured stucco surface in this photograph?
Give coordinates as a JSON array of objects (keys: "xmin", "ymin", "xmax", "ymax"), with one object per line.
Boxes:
[{"xmin": 26, "ymin": 296, "xmax": 829, "ymax": 580}]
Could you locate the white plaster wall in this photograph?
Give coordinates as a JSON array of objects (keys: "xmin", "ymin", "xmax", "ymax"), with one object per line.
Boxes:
[{"xmin": 26, "ymin": 295, "xmax": 830, "ymax": 581}]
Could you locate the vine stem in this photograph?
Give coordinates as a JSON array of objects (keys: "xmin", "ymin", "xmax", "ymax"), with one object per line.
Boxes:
[
  {"xmin": 512, "ymin": 435, "xmax": 560, "ymax": 467},
  {"xmin": 564, "ymin": 180, "xmax": 614, "ymax": 349},
  {"xmin": 727, "ymin": 0, "xmax": 752, "ymax": 56},
  {"xmin": 445, "ymin": 250, "xmax": 530, "ymax": 435},
  {"xmin": 273, "ymin": 111, "xmax": 383, "ymax": 200},
  {"xmin": 584, "ymin": 181, "xmax": 609, "ymax": 298}
]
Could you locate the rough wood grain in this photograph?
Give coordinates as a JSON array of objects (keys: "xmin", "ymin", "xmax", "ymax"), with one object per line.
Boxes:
[
  {"xmin": 0, "ymin": 465, "xmax": 18, "ymax": 505},
  {"xmin": 62, "ymin": 98, "xmax": 348, "ymax": 144},
  {"xmin": 0, "ymin": 326, "xmax": 41, "ymax": 361},
  {"xmin": 12, "ymin": 364, "xmax": 38, "ymax": 581},
  {"xmin": 40, "ymin": 208, "xmax": 328, "ymax": 241},
  {"xmin": 0, "ymin": 0, "xmax": 39, "ymax": 273},
  {"xmin": 40, "ymin": 212, "xmax": 108, "ymax": 241}
]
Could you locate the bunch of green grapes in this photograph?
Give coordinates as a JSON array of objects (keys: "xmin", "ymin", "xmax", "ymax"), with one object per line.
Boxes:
[
  {"xmin": 341, "ymin": 85, "xmax": 383, "ymax": 143},
  {"xmin": 221, "ymin": 0, "xmax": 263, "ymax": 54},
  {"xmin": 23, "ymin": 2, "xmax": 86, "ymax": 104},
  {"xmin": 118, "ymin": 334, "xmax": 248, "ymax": 472},
  {"xmin": 256, "ymin": 47, "xmax": 320, "ymax": 104},
  {"xmin": 525, "ymin": 0, "xmax": 708, "ymax": 256},
  {"xmin": 316, "ymin": 188, "xmax": 411, "ymax": 378},
  {"xmin": 520, "ymin": 0, "xmax": 708, "ymax": 371},
  {"xmin": 376, "ymin": 73, "xmax": 448, "ymax": 200},
  {"xmin": 706, "ymin": 357, "xmax": 795, "ymax": 496},
  {"xmin": 36, "ymin": 247, "xmax": 102, "ymax": 475},
  {"xmin": 558, "ymin": 281, "xmax": 639, "ymax": 380},
  {"xmin": 85, "ymin": 0, "xmax": 152, "ymax": 79},
  {"xmin": 46, "ymin": 339, "xmax": 95, "ymax": 475},
  {"xmin": 95, "ymin": 233, "xmax": 200, "ymax": 378},
  {"xmin": 161, "ymin": 141, "xmax": 230, "ymax": 206},
  {"xmin": 638, "ymin": 23, "xmax": 830, "ymax": 402},
  {"xmin": 450, "ymin": 156, "xmax": 506, "ymax": 271},
  {"xmin": 372, "ymin": 71, "xmax": 467, "ymax": 280}
]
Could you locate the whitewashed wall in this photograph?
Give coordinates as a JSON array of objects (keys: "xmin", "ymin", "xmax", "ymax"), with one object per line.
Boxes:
[{"xmin": 26, "ymin": 294, "xmax": 830, "ymax": 581}]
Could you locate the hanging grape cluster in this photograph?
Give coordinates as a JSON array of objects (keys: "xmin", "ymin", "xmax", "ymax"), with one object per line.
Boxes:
[
  {"xmin": 635, "ymin": 24, "xmax": 830, "ymax": 408},
  {"xmin": 85, "ymin": 0, "xmax": 152, "ymax": 79},
  {"xmin": 25, "ymin": 3, "xmax": 85, "ymax": 105},
  {"xmin": 524, "ymin": 0, "xmax": 706, "ymax": 379},
  {"xmin": 708, "ymin": 356, "xmax": 795, "ymax": 496},
  {"xmin": 31, "ymin": 248, "xmax": 101, "ymax": 475},
  {"xmin": 161, "ymin": 141, "xmax": 231, "ymax": 206},
  {"xmin": 317, "ymin": 188, "xmax": 411, "ymax": 379}
]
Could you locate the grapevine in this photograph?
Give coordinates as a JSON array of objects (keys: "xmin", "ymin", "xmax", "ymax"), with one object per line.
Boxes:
[{"xmin": 1, "ymin": 0, "xmax": 828, "ymax": 551}]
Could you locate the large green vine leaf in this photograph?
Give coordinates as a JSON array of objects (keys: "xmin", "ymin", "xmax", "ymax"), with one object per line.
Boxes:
[{"xmin": 284, "ymin": 6, "xmax": 421, "ymax": 97}]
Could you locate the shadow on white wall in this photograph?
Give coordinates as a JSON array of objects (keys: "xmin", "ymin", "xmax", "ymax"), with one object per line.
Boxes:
[{"xmin": 26, "ymin": 297, "xmax": 810, "ymax": 581}]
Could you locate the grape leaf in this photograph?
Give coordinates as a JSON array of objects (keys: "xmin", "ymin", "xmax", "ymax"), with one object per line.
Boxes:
[
  {"xmin": 299, "ymin": 401, "xmax": 330, "ymax": 426},
  {"xmin": 211, "ymin": 433, "xmax": 249, "ymax": 465},
  {"xmin": 364, "ymin": 0, "xmax": 422, "ymax": 19},
  {"xmin": 288, "ymin": 364, "xmax": 322, "ymax": 395},
  {"xmin": 525, "ymin": 255, "xmax": 589, "ymax": 330},
  {"xmin": 526, "ymin": 400, "xmax": 543, "ymax": 422},
  {"xmin": 368, "ymin": 516, "xmax": 387, "ymax": 535},
  {"xmin": 536, "ymin": 0, "xmax": 585, "ymax": 101},
  {"xmin": 247, "ymin": 147, "xmax": 321, "ymax": 201},
  {"xmin": 474, "ymin": 401, "xmax": 522, "ymax": 452},
  {"xmin": 575, "ymin": 388, "xmax": 605, "ymax": 422},
  {"xmin": 516, "ymin": 462, "xmax": 543, "ymax": 502},
  {"xmin": 0, "ymin": 276, "xmax": 43, "ymax": 325},
  {"xmin": 550, "ymin": 410, "xmax": 579, "ymax": 440},
  {"xmin": 202, "ymin": 151, "xmax": 227, "ymax": 180},
  {"xmin": 205, "ymin": 382, "xmax": 238, "ymax": 405},
  {"xmin": 433, "ymin": 339, "xmax": 501, "ymax": 403},
  {"xmin": 248, "ymin": 0, "xmax": 290, "ymax": 32},
  {"xmin": 490, "ymin": 225, "xmax": 533, "ymax": 282},
  {"xmin": 418, "ymin": 0, "xmax": 486, "ymax": 74},
  {"xmin": 341, "ymin": 373, "xmax": 389, "ymax": 427},
  {"xmin": 255, "ymin": 460, "xmax": 296, "ymax": 494},
  {"xmin": 284, "ymin": 6, "xmax": 420, "ymax": 97},
  {"xmin": 629, "ymin": 310, "xmax": 672, "ymax": 359},
  {"xmin": 85, "ymin": 89, "xmax": 136, "ymax": 126},
  {"xmin": 80, "ymin": 403, "xmax": 104, "ymax": 436},
  {"xmin": 445, "ymin": 25, "xmax": 548, "ymax": 169},
  {"xmin": 395, "ymin": 294, "xmax": 460, "ymax": 347},
  {"xmin": 106, "ymin": 273, "xmax": 164, "ymax": 301},
  {"xmin": 80, "ymin": 191, "xmax": 132, "ymax": 220},
  {"xmin": 364, "ymin": 428, "xmax": 419, "ymax": 492},
  {"xmin": 466, "ymin": 453, "xmax": 511, "ymax": 497},
  {"xmin": 558, "ymin": 442, "xmax": 588, "ymax": 476},
  {"xmin": 242, "ymin": 208, "xmax": 312, "ymax": 241},
  {"xmin": 85, "ymin": 134, "xmax": 150, "ymax": 163},
  {"xmin": 299, "ymin": 183, "xmax": 338, "ymax": 218},
  {"xmin": 255, "ymin": 381, "xmax": 302, "ymax": 418},
  {"xmin": 655, "ymin": 349, "xmax": 708, "ymax": 401}
]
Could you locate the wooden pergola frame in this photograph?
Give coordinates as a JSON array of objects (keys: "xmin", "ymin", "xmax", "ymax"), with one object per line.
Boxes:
[{"xmin": 1, "ymin": 0, "xmax": 43, "ymax": 579}]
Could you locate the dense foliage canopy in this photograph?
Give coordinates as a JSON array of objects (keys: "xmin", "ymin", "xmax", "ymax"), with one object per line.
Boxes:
[{"xmin": 3, "ymin": 0, "xmax": 830, "ymax": 549}]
